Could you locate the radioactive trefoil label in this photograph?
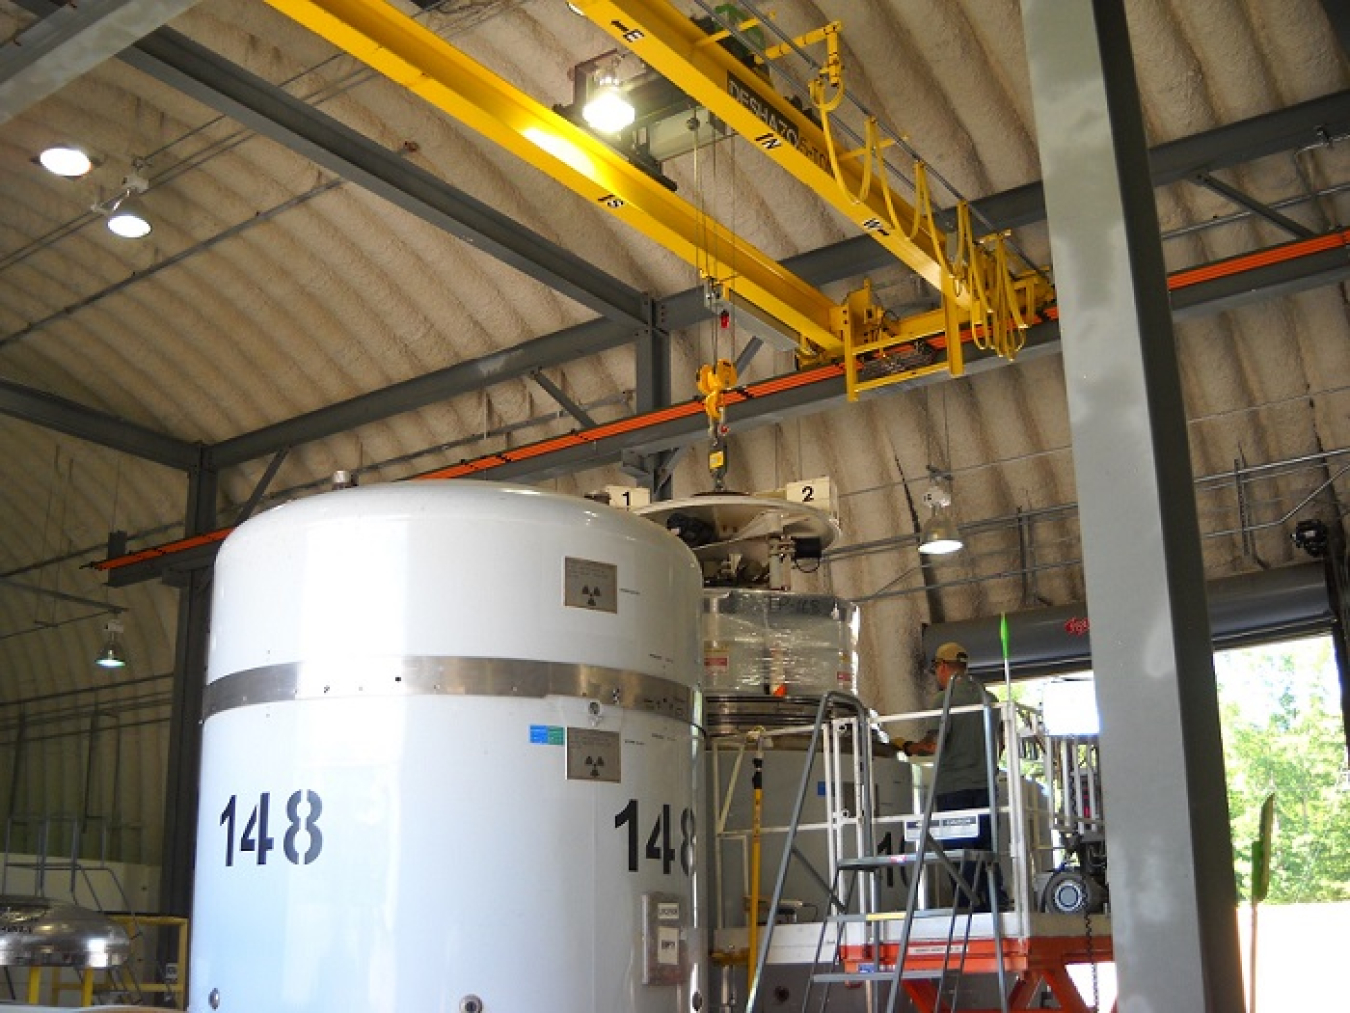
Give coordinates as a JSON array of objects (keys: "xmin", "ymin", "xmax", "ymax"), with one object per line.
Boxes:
[
  {"xmin": 563, "ymin": 557, "xmax": 618, "ymax": 613},
  {"xmin": 566, "ymin": 727, "xmax": 621, "ymax": 782}
]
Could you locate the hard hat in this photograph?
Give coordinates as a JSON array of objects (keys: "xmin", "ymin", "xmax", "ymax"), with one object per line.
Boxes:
[{"xmin": 934, "ymin": 642, "xmax": 969, "ymax": 664}]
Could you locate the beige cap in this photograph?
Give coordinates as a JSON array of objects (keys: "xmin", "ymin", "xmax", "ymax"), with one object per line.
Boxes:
[{"xmin": 934, "ymin": 641, "xmax": 969, "ymax": 664}]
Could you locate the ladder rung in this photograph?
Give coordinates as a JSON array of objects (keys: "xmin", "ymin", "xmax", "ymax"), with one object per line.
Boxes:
[
  {"xmin": 814, "ymin": 968, "xmax": 950, "ymax": 984},
  {"xmin": 837, "ymin": 848, "xmax": 997, "ymax": 871},
  {"xmin": 829, "ymin": 907, "xmax": 967, "ymax": 923}
]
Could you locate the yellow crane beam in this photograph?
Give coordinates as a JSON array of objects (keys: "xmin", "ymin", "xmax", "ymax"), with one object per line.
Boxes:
[
  {"xmin": 573, "ymin": 1, "xmax": 1057, "ymax": 395},
  {"xmin": 573, "ymin": 0, "xmax": 965, "ymax": 299},
  {"xmin": 263, "ymin": 0, "xmax": 843, "ymax": 360}
]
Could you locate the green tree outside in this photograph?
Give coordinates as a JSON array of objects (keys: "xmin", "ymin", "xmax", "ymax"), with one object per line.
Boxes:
[{"xmin": 1217, "ymin": 637, "xmax": 1350, "ymax": 904}]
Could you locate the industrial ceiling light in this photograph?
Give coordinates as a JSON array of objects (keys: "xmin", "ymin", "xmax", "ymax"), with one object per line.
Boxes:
[
  {"xmin": 581, "ymin": 60, "xmax": 636, "ymax": 135},
  {"xmin": 95, "ymin": 619, "xmax": 128, "ymax": 670},
  {"xmin": 107, "ymin": 204, "xmax": 152, "ymax": 239},
  {"xmin": 918, "ymin": 475, "xmax": 963, "ymax": 555},
  {"xmin": 95, "ymin": 168, "xmax": 153, "ymax": 239},
  {"xmin": 582, "ymin": 83, "xmax": 636, "ymax": 134},
  {"xmin": 38, "ymin": 145, "xmax": 93, "ymax": 177},
  {"xmin": 919, "ymin": 509, "xmax": 963, "ymax": 555}
]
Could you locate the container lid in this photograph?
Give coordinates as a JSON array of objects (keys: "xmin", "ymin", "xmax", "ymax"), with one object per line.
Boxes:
[{"xmin": 0, "ymin": 896, "xmax": 131, "ymax": 968}]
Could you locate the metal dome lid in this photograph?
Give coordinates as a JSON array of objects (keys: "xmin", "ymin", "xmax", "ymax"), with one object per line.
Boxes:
[
  {"xmin": 637, "ymin": 492, "xmax": 840, "ymax": 589},
  {"xmin": 0, "ymin": 896, "xmax": 131, "ymax": 968}
]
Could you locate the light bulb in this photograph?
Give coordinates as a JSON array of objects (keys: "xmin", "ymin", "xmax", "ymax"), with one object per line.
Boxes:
[
  {"xmin": 107, "ymin": 210, "xmax": 151, "ymax": 238},
  {"xmin": 582, "ymin": 85, "xmax": 636, "ymax": 134},
  {"xmin": 39, "ymin": 146, "xmax": 93, "ymax": 177}
]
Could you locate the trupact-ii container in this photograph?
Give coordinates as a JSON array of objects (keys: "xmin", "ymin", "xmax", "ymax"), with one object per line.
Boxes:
[{"xmin": 190, "ymin": 482, "xmax": 707, "ymax": 1013}]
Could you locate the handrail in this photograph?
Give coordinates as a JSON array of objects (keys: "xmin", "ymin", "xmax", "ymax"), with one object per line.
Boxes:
[
  {"xmin": 745, "ymin": 690, "xmax": 876, "ymax": 1012},
  {"xmin": 864, "ymin": 678, "xmax": 1014, "ymax": 1013}
]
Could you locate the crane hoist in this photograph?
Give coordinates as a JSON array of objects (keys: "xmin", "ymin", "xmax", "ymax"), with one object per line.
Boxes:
[
  {"xmin": 265, "ymin": 0, "xmax": 1052, "ymax": 402},
  {"xmin": 572, "ymin": 0, "xmax": 1056, "ymax": 390}
]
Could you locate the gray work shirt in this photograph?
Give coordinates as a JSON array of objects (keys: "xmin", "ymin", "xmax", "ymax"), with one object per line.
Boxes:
[{"xmin": 926, "ymin": 675, "xmax": 999, "ymax": 795}]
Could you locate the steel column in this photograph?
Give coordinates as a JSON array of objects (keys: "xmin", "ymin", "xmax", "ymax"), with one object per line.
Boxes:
[
  {"xmin": 157, "ymin": 451, "xmax": 216, "ymax": 916},
  {"xmin": 626, "ymin": 297, "xmax": 672, "ymax": 493},
  {"xmin": 1022, "ymin": 1, "xmax": 1244, "ymax": 1010},
  {"xmin": 634, "ymin": 296, "xmax": 671, "ymax": 416}
]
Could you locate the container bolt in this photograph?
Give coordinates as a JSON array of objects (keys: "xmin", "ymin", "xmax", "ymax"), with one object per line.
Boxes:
[
  {"xmin": 588, "ymin": 700, "xmax": 602, "ymax": 716},
  {"xmin": 460, "ymin": 996, "xmax": 483, "ymax": 1013},
  {"xmin": 209, "ymin": 988, "xmax": 221, "ymax": 1010},
  {"xmin": 691, "ymin": 991, "xmax": 704, "ymax": 1010}
]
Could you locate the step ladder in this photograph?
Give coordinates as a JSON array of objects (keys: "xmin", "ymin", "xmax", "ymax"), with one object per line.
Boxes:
[{"xmin": 746, "ymin": 678, "xmax": 1012, "ymax": 1013}]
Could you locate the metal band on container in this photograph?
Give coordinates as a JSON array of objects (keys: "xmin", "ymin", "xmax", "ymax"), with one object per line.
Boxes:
[{"xmin": 203, "ymin": 657, "xmax": 696, "ymax": 723}]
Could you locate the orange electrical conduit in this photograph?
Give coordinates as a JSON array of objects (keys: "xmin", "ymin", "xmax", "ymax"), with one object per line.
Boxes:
[{"xmin": 92, "ymin": 227, "xmax": 1350, "ymax": 576}]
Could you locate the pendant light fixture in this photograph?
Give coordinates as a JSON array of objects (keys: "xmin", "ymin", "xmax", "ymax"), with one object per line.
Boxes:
[
  {"xmin": 918, "ymin": 471, "xmax": 964, "ymax": 555},
  {"xmin": 95, "ymin": 618, "xmax": 128, "ymax": 670},
  {"xmin": 919, "ymin": 387, "xmax": 963, "ymax": 555},
  {"xmin": 94, "ymin": 166, "xmax": 153, "ymax": 239}
]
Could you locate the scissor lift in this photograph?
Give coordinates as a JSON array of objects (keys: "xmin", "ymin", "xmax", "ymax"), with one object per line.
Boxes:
[{"xmin": 720, "ymin": 686, "xmax": 1115, "ymax": 1012}]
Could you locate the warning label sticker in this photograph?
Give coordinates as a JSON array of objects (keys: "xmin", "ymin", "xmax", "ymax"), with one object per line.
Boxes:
[
  {"xmin": 566, "ymin": 727, "xmax": 621, "ymax": 782},
  {"xmin": 903, "ymin": 814, "xmax": 980, "ymax": 842},
  {"xmin": 657, "ymin": 927, "xmax": 680, "ymax": 965},
  {"xmin": 704, "ymin": 650, "xmax": 729, "ymax": 680},
  {"xmin": 529, "ymin": 725, "xmax": 565, "ymax": 746},
  {"xmin": 563, "ymin": 557, "xmax": 618, "ymax": 613}
]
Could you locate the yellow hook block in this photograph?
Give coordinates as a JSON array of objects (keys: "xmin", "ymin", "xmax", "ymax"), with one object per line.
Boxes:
[{"xmin": 697, "ymin": 358, "xmax": 739, "ymax": 422}]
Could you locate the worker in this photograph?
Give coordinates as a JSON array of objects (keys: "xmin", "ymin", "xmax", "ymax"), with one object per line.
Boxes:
[{"xmin": 900, "ymin": 641, "xmax": 1009, "ymax": 912}]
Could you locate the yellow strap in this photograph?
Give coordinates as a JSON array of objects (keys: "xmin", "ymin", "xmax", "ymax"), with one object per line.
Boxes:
[
  {"xmin": 813, "ymin": 76, "xmax": 854, "ymax": 208},
  {"xmin": 955, "ymin": 203, "xmax": 995, "ymax": 348},
  {"xmin": 870, "ymin": 123, "xmax": 902, "ymax": 238}
]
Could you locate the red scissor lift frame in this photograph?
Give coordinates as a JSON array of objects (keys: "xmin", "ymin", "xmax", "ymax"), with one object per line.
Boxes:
[{"xmin": 838, "ymin": 932, "xmax": 1116, "ymax": 1012}]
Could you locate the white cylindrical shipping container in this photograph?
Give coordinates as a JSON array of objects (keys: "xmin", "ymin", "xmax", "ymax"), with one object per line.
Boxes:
[{"xmin": 190, "ymin": 482, "xmax": 707, "ymax": 1013}]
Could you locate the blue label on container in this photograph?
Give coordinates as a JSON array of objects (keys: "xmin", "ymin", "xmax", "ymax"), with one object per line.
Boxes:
[
  {"xmin": 530, "ymin": 724, "xmax": 565, "ymax": 745},
  {"xmin": 817, "ymin": 780, "xmax": 827, "ymax": 796}
]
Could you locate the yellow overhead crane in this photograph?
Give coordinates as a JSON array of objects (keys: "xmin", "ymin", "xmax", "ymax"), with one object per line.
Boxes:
[
  {"xmin": 574, "ymin": 0, "xmax": 1055, "ymax": 385},
  {"xmin": 266, "ymin": 0, "xmax": 1049, "ymax": 398},
  {"xmin": 577, "ymin": 0, "xmax": 955, "ymax": 298}
]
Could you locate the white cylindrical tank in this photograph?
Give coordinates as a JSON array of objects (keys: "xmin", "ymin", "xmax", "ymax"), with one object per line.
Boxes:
[{"xmin": 190, "ymin": 482, "xmax": 707, "ymax": 1013}]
